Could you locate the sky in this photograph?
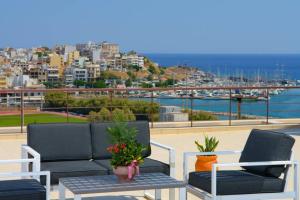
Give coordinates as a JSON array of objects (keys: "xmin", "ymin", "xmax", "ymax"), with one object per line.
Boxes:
[{"xmin": 0, "ymin": 0, "xmax": 300, "ymax": 54}]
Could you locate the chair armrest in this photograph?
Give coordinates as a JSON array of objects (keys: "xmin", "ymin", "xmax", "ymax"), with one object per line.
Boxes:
[
  {"xmin": 151, "ymin": 140, "xmax": 174, "ymax": 151},
  {"xmin": 0, "ymin": 171, "xmax": 51, "ymax": 200},
  {"xmin": 183, "ymin": 151, "xmax": 242, "ymax": 181},
  {"xmin": 214, "ymin": 160, "xmax": 296, "ymax": 168},
  {"xmin": 184, "ymin": 151, "xmax": 242, "ymax": 157},
  {"xmin": 0, "ymin": 157, "xmax": 41, "ymax": 181},
  {"xmin": 21, "ymin": 145, "xmax": 40, "ymax": 158},
  {"xmin": 150, "ymin": 140, "xmax": 176, "ymax": 178},
  {"xmin": 210, "ymin": 160, "xmax": 299, "ymax": 197},
  {"xmin": 21, "ymin": 145, "xmax": 41, "ymax": 177},
  {"xmin": 0, "ymin": 159, "xmax": 35, "ymax": 164}
]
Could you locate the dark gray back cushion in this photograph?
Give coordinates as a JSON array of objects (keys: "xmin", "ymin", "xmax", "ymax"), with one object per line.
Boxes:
[
  {"xmin": 240, "ymin": 129, "xmax": 295, "ymax": 178},
  {"xmin": 27, "ymin": 123, "xmax": 92, "ymax": 162},
  {"xmin": 91, "ymin": 121, "xmax": 151, "ymax": 160}
]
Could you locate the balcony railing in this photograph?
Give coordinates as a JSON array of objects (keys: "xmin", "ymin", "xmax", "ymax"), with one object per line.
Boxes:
[{"xmin": 0, "ymin": 86, "xmax": 300, "ymax": 133}]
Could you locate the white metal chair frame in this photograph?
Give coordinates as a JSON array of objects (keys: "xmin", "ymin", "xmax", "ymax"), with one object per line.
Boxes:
[
  {"xmin": 145, "ymin": 140, "xmax": 176, "ymax": 200},
  {"xmin": 183, "ymin": 151, "xmax": 299, "ymax": 200},
  {"xmin": 22, "ymin": 140, "xmax": 176, "ymax": 200},
  {"xmin": 0, "ymin": 155, "xmax": 50, "ymax": 200}
]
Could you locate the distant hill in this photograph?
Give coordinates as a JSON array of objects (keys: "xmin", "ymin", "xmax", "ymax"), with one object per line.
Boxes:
[{"xmin": 108, "ymin": 56, "xmax": 200, "ymax": 81}]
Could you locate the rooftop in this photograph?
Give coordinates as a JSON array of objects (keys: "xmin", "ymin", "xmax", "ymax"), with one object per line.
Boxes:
[
  {"xmin": 0, "ymin": 86, "xmax": 300, "ymax": 199},
  {"xmin": 1, "ymin": 125, "xmax": 299, "ymax": 199}
]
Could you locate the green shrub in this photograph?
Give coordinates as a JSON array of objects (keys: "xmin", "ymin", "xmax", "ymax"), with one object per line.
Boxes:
[
  {"xmin": 44, "ymin": 92, "xmax": 68, "ymax": 108},
  {"xmin": 45, "ymin": 92, "xmax": 160, "ymax": 118},
  {"xmin": 112, "ymin": 108, "xmax": 136, "ymax": 122},
  {"xmin": 184, "ymin": 109, "xmax": 218, "ymax": 121},
  {"xmin": 87, "ymin": 111, "xmax": 100, "ymax": 122},
  {"xmin": 87, "ymin": 107, "xmax": 111, "ymax": 122}
]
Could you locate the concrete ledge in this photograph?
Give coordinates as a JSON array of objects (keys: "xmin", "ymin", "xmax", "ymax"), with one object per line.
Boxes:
[
  {"xmin": 1, "ymin": 123, "xmax": 300, "ymax": 139},
  {"xmin": 0, "ymin": 133, "xmax": 26, "ymax": 140},
  {"xmin": 151, "ymin": 118, "xmax": 300, "ymax": 128},
  {"xmin": 150, "ymin": 124, "xmax": 300, "ymax": 135}
]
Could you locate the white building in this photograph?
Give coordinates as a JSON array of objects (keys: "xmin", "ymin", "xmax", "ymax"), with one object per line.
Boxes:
[
  {"xmin": 92, "ymin": 49, "xmax": 102, "ymax": 63},
  {"xmin": 126, "ymin": 54, "xmax": 144, "ymax": 68},
  {"xmin": 64, "ymin": 45, "xmax": 76, "ymax": 54},
  {"xmin": 100, "ymin": 62, "xmax": 108, "ymax": 72},
  {"xmin": 86, "ymin": 64, "xmax": 101, "ymax": 82},
  {"xmin": 64, "ymin": 45, "xmax": 77, "ymax": 62},
  {"xmin": 73, "ymin": 57, "xmax": 89, "ymax": 68},
  {"xmin": 10, "ymin": 50, "xmax": 17, "ymax": 59},
  {"xmin": 64, "ymin": 67, "xmax": 74, "ymax": 85},
  {"xmin": 47, "ymin": 68, "xmax": 59, "ymax": 83},
  {"xmin": 31, "ymin": 54, "xmax": 39, "ymax": 61},
  {"xmin": 72, "ymin": 68, "xmax": 87, "ymax": 82},
  {"xmin": 138, "ymin": 56, "xmax": 144, "ymax": 68},
  {"xmin": 10, "ymin": 75, "xmax": 38, "ymax": 88}
]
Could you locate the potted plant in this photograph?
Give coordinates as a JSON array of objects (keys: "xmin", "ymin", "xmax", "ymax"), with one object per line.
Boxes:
[
  {"xmin": 194, "ymin": 136, "xmax": 219, "ymax": 171},
  {"xmin": 107, "ymin": 121, "xmax": 145, "ymax": 182}
]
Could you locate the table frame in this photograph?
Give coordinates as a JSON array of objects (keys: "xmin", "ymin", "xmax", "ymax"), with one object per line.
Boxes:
[{"xmin": 58, "ymin": 173, "xmax": 186, "ymax": 200}]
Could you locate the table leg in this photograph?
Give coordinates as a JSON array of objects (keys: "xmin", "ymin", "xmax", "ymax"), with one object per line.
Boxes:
[
  {"xmin": 179, "ymin": 187, "xmax": 187, "ymax": 200},
  {"xmin": 58, "ymin": 182, "xmax": 66, "ymax": 200},
  {"xmin": 169, "ymin": 188, "xmax": 175, "ymax": 200},
  {"xmin": 74, "ymin": 194, "xmax": 82, "ymax": 200},
  {"xmin": 155, "ymin": 189, "xmax": 162, "ymax": 200}
]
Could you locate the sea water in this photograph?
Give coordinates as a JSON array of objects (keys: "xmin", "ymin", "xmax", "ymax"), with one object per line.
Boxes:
[{"xmin": 145, "ymin": 54, "xmax": 300, "ymax": 118}]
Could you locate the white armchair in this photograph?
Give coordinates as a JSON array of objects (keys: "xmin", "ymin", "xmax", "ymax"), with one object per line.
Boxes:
[
  {"xmin": 183, "ymin": 151, "xmax": 298, "ymax": 200},
  {"xmin": 182, "ymin": 129, "xmax": 299, "ymax": 200},
  {"xmin": 0, "ymin": 158, "xmax": 50, "ymax": 200}
]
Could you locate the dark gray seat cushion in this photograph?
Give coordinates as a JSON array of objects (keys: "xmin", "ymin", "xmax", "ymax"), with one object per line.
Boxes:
[
  {"xmin": 240, "ymin": 129, "xmax": 295, "ymax": 177},
  {"xmin": 0, "ymin": 179, "xmax": 46, "ymax": 200},
  {"xmin": 28, "ymin": 123, "xmax": 93, "ymax": 161},
  {"xmin": 94, "ymin": 158, "xmax": 170, "ymax": 175},
  {"xmin": 41, "ymin": 160, "xmax": 108, "ymax": 185},
  {"xmin": 91, "ymin": 121, "xmax": 151, "ymax": 160},
  {"xmin": 189, "ymin": 170, "xmax": 284, "ymax": 195}
]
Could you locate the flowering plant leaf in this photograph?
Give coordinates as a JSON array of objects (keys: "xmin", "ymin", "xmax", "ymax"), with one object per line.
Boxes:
[{"xmin": 107, "ymin": 121, "xmax": 145, "ymax": 168}]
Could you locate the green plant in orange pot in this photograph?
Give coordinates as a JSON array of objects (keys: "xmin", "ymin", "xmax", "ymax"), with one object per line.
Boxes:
[{"xmin": 195, "ymin": 136, "xmax": 219, "ymax": 172}]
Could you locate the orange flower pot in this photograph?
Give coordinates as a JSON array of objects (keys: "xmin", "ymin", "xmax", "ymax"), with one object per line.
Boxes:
[{"xmin": 195, "ymin": 155, "xmax": 218, "ymax": 172}]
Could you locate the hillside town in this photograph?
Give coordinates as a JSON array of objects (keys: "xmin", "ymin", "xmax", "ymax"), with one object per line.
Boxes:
[
  {"xmin": 0, "ymin": 41, "xmax": 147, "ymax": 89},
  {"xmin": 1, "ymin": 41, "xmax": 298, "ymax": 106}
]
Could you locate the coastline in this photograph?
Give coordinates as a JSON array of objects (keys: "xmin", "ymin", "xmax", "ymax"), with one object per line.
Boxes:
[{"xmin": 145, "ymin": 53, "xmax": 300, "ymax": 80}]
